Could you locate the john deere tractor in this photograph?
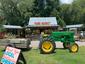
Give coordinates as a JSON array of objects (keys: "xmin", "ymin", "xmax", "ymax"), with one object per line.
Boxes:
[{"xmin": 39, "ymin": 31, "xmax": 79, "ymax": 54}]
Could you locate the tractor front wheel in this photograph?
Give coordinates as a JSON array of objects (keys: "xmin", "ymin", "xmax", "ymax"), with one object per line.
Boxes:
[
  {"xmin": 69, "ymin": 43, "xmax": 79, "ymax": 53},
  {"xmin": 39, "ymin": 39, "xmax": 56, "ymax": 54}
]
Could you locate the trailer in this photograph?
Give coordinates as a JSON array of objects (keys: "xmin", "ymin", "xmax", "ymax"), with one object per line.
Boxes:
[{"xmin": 0, "ymin": 39, "xmax": 31, "ymax": 49}]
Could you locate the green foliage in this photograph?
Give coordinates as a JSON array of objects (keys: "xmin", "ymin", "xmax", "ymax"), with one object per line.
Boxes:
[
  {"xmin": 0, "ymin": 0, "xmax": 34, "ymax": 26},
  {"xmin": 60, "ymin": 0, "xmax": 85, "ymax": 25},
  {"xmin": 0, "ymin": 25, "xmax": 5, "ymax": 32},
  {"xmin": 0, "ymin": 0, "xmax": 84, "ymax": 27},
  {"xmin": 17, "ymin": 0, "xmax": 34, "ymax": 25},
  {"xmin": 32, "ymin": 0, "xmax": 66, "ymax": 27},
  {"xmin": 0, "ymin": 0, "xmax": 66, "ymax": 27},
  {"xmin": 0, "ymin": 0, "xmax": 22, "ymax": 25},
  {"xmin": 0, "ymin": 17, "xmax": 6, "ymax": 32},
  {"xmin": 32, "ymin": 0, "xmax": 60, "ymax": 17},
  {"xmin": 0, "ymin": 46, "xmax": 85, "ymax": 64}
]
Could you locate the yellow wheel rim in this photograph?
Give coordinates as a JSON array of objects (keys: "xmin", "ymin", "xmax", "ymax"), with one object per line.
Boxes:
[
  {"xmin": 71, "ymin": 44, "xmax": 78, "ymax": 52},
  {"xmin": 42, "ymin": 41, "xmax": 53, "ymax": 53}
]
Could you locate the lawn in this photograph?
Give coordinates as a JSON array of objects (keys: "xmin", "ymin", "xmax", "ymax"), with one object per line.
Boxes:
[{"xmin": 0, "ymin": 46, "xmax": 85, "ymax": 64}]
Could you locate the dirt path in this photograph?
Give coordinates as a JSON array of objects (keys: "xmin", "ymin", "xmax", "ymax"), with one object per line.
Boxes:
[{"xmin": 30, "ymin": 41, "xmax": 85, "ymax": 49}]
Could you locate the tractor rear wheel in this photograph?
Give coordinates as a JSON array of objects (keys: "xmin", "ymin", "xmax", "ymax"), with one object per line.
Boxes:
[
  {"xmin": 69, "ymin": 43, "xmax": 79, "ymax": 53},
  {"xmin": 39, "ymin": 39, "xmax": 56, "ymax": 54}
]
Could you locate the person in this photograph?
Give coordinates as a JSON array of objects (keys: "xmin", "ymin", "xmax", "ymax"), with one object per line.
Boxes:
[{"xmin": 80, "ymin": 31, "xmax": 83, "ymax": 39}]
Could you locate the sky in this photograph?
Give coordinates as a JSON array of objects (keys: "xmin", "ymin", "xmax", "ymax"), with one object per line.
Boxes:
[{"xmin": 60, "ymin": 0, "xmax": 73, "ymax": 4}]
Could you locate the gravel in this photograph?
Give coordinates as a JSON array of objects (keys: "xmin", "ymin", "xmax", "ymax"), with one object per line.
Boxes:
[
  {"xmin": 0, "ymin": 39, "xmax": 85, "ymax": 49},
  {"xmin": 30, "ymin": 41, "xmax": 85, "ymax": 49}
]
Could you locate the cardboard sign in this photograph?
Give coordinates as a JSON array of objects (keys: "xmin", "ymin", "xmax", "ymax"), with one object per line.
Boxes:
[{"xmin": 1, "ymin": 46, "xmax": 21, "ymax": 64}]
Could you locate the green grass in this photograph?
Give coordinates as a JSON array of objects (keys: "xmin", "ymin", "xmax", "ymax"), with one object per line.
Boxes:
[
  {"xmin": 0, "ymin": 48, "xmax": 3, "ymax": 58},
  {"xmin": 0, "ymin": 47, "xmax": 85, "ymax": 64}
]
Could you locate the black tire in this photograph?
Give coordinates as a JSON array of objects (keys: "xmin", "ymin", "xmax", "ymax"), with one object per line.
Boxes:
[
  {"xmin": 39, "ymin": 38, "xmax": 56, "ymax": 54},
  {"xmin": 69, "ymin": 43, "xmax": 79, "ymax": 53}
]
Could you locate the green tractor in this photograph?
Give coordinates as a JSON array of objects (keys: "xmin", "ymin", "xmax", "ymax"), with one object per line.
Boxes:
[{"xmin": 39, "ymin": 31, "xmax": 79, "ymax": 54}]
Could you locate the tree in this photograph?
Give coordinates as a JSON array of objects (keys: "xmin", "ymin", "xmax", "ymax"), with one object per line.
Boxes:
[
  {"xmin": 0, "ymin": 16, "xmax": 6, "ymax": 32},
  {"xmin": 60, "ymin": 0, "xmax": 85, "ymax": 25},
  {"xmin": 0, "ymin": 0, "xmax": 22, "ymax": 25},
  {"xmin": 17, "ymin": 0, "xmax": 34, "ymax": 25},
  {"xmin": 32, "ymin": 0, "xmax": 66, "ymax": 27},
  {"xmin": 0, "ymin": 0, "xmax": 33, "ymax": 26},
  {"xmin": 60, "ymin": 4, "xmax": 73, "ymax": 25},
  {"xmin": 0, "ymin": 0, "xmax": 66, "ymax": 27},
  {"xmin": 32, "ymin": 0, "xmax": 60, "ymax": 17}
]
